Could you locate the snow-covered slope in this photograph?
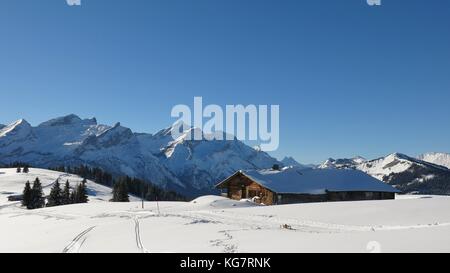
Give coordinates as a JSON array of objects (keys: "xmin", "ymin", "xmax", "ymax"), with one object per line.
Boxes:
[
  {"xmin": 358, "ymin": 153, "xmax": 418, "ymax": 181},
  {"xmin": 0, "ymin": 115, "xmax": 281, "ymax": 195},
  {"xmin": 319, "ymin": 153, "xmax": 450, "ymax": 195},
  {"xmin": 418, "ymin": 153, "xmax": 450, "ymax": 169},
  {"xmin": 0, "ymin": 119, "xmax": 36, "ymax": 149},
  {"xmin": 0, "ymin": 168, "xmax": 131, "ymax": 205},
  {"xmin": 318, "ymin": 156, "xmax": 366, "ymax": 169},
  {"xmin": 1, "ymin": 194, "xmax": 450, "ymax": 253}
]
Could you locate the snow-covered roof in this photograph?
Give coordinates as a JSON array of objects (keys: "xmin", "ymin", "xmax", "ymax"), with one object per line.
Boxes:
[{"xmin": 217, "ymin": 167, "xmax": 401, "ymax": 194}]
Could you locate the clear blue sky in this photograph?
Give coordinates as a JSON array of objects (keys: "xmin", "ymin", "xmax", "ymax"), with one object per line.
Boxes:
[{"xmin": 1, "ymin": 0, "xmax": 449, "ymax": 164}]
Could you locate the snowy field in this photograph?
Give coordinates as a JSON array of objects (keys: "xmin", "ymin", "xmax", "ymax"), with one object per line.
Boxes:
[{"xmin": 1, "ymin": 168, "xmax": 450, "ymax": 253}]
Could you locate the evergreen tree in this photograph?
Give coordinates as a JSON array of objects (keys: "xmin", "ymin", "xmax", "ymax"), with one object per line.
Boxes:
[
  {"xmin": 23, "ymin": 166, "xmax": 29, "ymax": 173},
  {"xmin": 16, "ymin": 167, "xmax": 22, "ymax": 173},
  {"xmin": 121, "ymin": 180, "xmax": 129, "ymax": 202},
  {"xmin": 22, "ymin": 181, "xmax": 33, "ymax": 209},
  {"xmin": 62, "ymin": 180, "xmax": 71, "ymax": 205},
  {"xmin": 69, "ymin": 180, "xmax": 88, "ymax": 204},
  {"xmin": 31, "ymin": 177, "xmax": 45, "ymax": 209},
  {"xmin": 47, "ymin": 179, "xmax": 63, "ymax": 207},
  {"xmin": 115, "ymin": 180, "xmax": 122, "ymax": 202},
  {"xmin": 70, "ymin": 190, "xmax": 77, "ymax": 204},
  {"xmin": 111, "ymin": 180, "xmax": 129, "ymax": 202},
  {"xmin": 76, "ymin": 179, "xmax": 89, "ymax": 203}
]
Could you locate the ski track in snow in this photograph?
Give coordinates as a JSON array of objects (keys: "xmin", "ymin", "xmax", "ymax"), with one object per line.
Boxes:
[
  {"xmin": 134, "ymin": 217, "xmax": 149, "ymax": 253},
  {"xmin": 62, "ymin": 226, "xmax": 96, "ymax": 253},
  {"xmin": 90, "ymin": 211, "xmax": 151, "ymax": 253}
]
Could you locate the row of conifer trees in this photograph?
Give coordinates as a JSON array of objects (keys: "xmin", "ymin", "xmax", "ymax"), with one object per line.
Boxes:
[
  {"xmin": 16, "ymin": 166, "xmax": 30, "ymax": 173},
  {"xmin": 22, "ymin": 178, "xmax": 88, "ymax": 209},
  {"xmin": 51, "ymin": 165, "xmax": 186, "ymax": 201}
]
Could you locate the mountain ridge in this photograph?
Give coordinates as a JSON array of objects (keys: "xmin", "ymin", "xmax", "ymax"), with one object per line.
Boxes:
[
  {"xmin": 319, "ymin": 153, "xmax": 450, "ymax": 194},
  {"xmin": 0, "ymin": 114, "xmax": 281, "ymax": 196},
  {"xmin": 281, "ymin": 156, "xmax": 314, "ymax": 170},
  {"xmin": 418, "ymin": 152, "xmax": 450, "ymax": 169}
]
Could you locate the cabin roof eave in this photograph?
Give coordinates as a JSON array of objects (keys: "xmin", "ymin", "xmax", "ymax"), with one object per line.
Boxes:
[
  {"xmin": 215, "ymin": 170, "xmax": 277, "ymax": 194},
  {"xmin": 214, "ymin": 170, "xmax": 243, "ymax": 189}
]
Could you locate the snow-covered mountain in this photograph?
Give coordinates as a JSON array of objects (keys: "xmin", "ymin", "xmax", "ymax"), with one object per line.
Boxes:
[
  {"xmin": 319, "ymin": 153, "xmax": 450, "ymax": 195},
  {"xmin": 418, "ymin": 153, "xmax": 450, "ymax": 169},
  {"xmin": 281, "ymin": 156, "xmax": 314, "ymax": 170},
  {"xmin": 318, "ymin": 156, "xmax": 366, "ymax": 169},
  {"xmin": 0, "ymin": 115, "xmax": 280, "ymax": 196}
]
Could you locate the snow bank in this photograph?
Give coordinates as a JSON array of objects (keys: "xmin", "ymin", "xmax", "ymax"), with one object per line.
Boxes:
[{"xmin": 189, "ymin": 195, "xmax": 261, "ymax": 209}]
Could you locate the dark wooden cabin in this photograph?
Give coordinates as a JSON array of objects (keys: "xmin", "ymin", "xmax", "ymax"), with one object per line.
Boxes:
[
  {"xmin": 7, "ymin": 194, "xmax": 23, "ymax": 202},
  {"xmin": 216, "ymin": 168, "xmax": 400, "ymax": 205}
]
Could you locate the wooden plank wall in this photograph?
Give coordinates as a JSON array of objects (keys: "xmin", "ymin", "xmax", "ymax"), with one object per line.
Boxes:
[{"xmin": 226, "ymin": 175, "xmax": 276, "ymax": 205}]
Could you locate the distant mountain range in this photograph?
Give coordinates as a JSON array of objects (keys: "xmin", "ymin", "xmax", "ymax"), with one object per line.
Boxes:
[
  {"xmin": 317, "ymin": 153, "xmax": 450, "ymax": 195},
  {"xmin": 1, "ymin": 115, "xmax": 449, "ymax": 196},
  {"xmin": 0, "ymin": 115, "xmax": 279, "ymax": 196},
  {"xmin": 418, "ymin": 152, "xmax": 450, "ymax": 169}
]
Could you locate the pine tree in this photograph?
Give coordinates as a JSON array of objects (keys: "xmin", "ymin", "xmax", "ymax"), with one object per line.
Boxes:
[
  {"xmin": 121, "ymin": 181, "xmax": 129, "ymax": 202},
  {"xmin": 62, "ymin": 180, "xmax": 71, "ymax": 205},
  {"xmin": 23, "ymin": 166, "xmax": 29, "ymax": 173},
  {"xmin": 22, "ymin": 181, "xmax": 33, "ymax": 209},
  {"xmin": 47, "ymin": 179, "xmax": 63, "ymax": 207},
  {"xmin": 111, "ymin": 180, "xmax": 129, "ymax": 202},
  {"xmin": 30, "ymin": 177, "xmax": 45, "ymax": 209},
  {"xmin": 69, "ymin": 180, "xmax": 88, "ymax": 204},
  {"xmin": 76, "ymin": 180, "xmax": 89, "ymax": 203},
  {"xmin": 16, "ymin": 167, "xmax": 22, "ymax": 173},
  {"xmin": 70, "ymin": 190, "xmax": 77, "ymax": 204}
]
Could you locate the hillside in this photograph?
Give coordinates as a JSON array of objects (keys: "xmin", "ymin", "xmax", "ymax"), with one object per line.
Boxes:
[{"xmin": 0, "ymin": 168, "xmax": 138, "ymax": 206}]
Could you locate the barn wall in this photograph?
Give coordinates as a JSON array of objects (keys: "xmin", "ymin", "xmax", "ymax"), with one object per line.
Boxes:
[
  {"xmin": 381, "ymin": 192, "xmax": 396, "ymax": 200},
  {"xmin": 327, "ymin": 191, "xmax": 395, "ymax": 202},
  {"xmin": 276, "ymin": 193, "xmax": 327, "ymax": 204},
  {"xmin": 276, "ymin": 191, "xmax": 395, "ymax": 204}
]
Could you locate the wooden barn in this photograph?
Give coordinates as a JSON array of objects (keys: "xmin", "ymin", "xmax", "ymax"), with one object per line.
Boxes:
[{"xmin": 215, "ymin": 167, "xmax": 401, "ymax": 205}]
